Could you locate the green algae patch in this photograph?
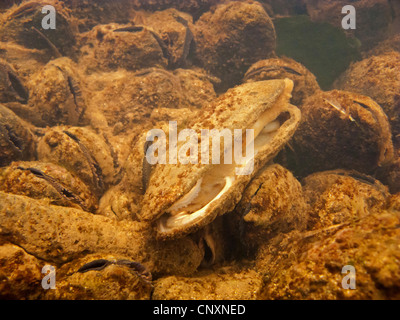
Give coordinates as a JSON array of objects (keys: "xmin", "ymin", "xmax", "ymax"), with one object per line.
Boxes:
[{"xmin": 274, "ymin": 15, "xmax": 361, "ymax": 90}]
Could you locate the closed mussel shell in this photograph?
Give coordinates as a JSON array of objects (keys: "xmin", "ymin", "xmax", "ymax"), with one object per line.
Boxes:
[
  {"xmin": 37, "ymin": 126, "xmax": 119, "ymax": 196},
  {"xmin": 0, "ymin": 161, "xmax": 98, "ymax": 212},
  {"xmin": 43, "ymin": 254, "xmax": 152, "ymax": 300},
  {"xmin": 244, "ymin": 57, "xmax": 320, "ymax": 106},
  {"xmin": 0, "ymin": 0, "xmax": 77, "ymax": 57},
  {"xmin": 24, "ymin": 57, "xmax": 86, "ymax": 127},
  {"xmin": 0, "ymin": 104, "xmax": 36, "ymax": 166},
  {"xmin": 287, "ymin": 90, "xmax": 394, "ymax": 177},
  {"xmin": 0, "ymin": 59, "xmax": 29, "ymax": 104}
]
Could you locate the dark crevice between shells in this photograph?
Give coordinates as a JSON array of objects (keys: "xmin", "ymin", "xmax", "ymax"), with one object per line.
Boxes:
[
  {"xmin": 145, "ymin": 28, "xmax": 171, "ymax": 65},
  {"xmin": 352, "ymin": 100, "xmax": 381, "ymax": 129},
  {"xmin": 4, "ymin": 124, "xmax": 24, "ymax": 152},
  {"xmin": 109, "ymin": 204, "xmax": 118, "ymax": 218},
  {"xmin": 102, "ymin": 132, "xmax": 122, "ymax": 186},
  {"xmin": 101, "ymin": 133, "xmax": 123, "ymax": 186},
  {"xmin": 77, "ymin": 259, "xmax": 152, "ymax": 282},
  {"xmin": 102, "ymin": 133, "xmax": 119, "ymax": 170},
  {"xmin": 200, "ymin": 237, "xmax": 214, "ymax": 267},
  {"xmin": 113, "ymin": 26, "xmax": 144, "ymax": 33},
  {"xmin": 240, "ymin": 182, "xmax": 263, "ymax": 219},
  {"xmin": 282, "ymin": 66, "xmax": 302, "ymax": 76},
  {"xmin": 54, "ymin": 65, "xmax": 86, "ymax": 123},
  {"xmin": 338, "ymin": 171, "xmax": 377, "ymax": 186},
  {"xmin": 66, "ymin": 75, "xmax": 85, "ymax": 120},
  {"xmin": 77, "ymin": 259, "xmax": 111, "ymax": 273},
  {"xmin": 173, "ymin": 15, "xmax": 194, "ymax": 68},
  {"xmin": 238, "ymin": 182, "xmax": 264, "ymax": 250},
  {"xmin": 133, "ymin": 68, "xmax": 153, "ymax": 77},
  {"xmin": 17, "ymin": 166, "xmax": 90, "ymax": 212},
  {"xmin": 7, "ymin": 71, "xmax": 29, "ymax": 103}
]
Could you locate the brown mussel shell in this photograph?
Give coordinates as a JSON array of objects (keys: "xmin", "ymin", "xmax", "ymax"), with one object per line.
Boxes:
[
  {"xmin": 43, "ymin": 254, "xmax": 152, "ymax": 300},
  {"xmin": 37, "ymin": 126, "xmax": 119, "ymax": 196},
  {"xmin": 0, "ymin": 104, "xmax": 36, "ymax": 166},
  {"xmin": 0, "ymin": 0, "xmax": 77, "ymax": 57},
  {"xmin": 286, "ymin": 90, "xmax": 394, "ymax": 177},
  {"xmin": 334, "ymin": 51, "xmax": 400, "ymax": 147},
  {"xmin": 244, "ymin": 57, "xmax": 320, "ymax": 106},
  {"xmin": 0, "ymin": 59, "xmax": 29, "ymax": 104},
  {"xmin": 0, "ymin": 161, "xmax": 98, "ymax": 212},
  {"xmin": 22, "ymin": 57, "xmax": 86, "ymax": 127},
  {"xmin": 78, "ymin": 23, "xmax": 168, "ymax": 73},
  {"xmin": 193, "ymin": 1, "xmax": 276, "ymax": 91}
]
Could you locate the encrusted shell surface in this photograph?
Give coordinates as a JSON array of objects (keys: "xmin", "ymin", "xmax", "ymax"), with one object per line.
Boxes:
[
  {"xmin": 390, "ymin": 192, "xmax": 400, "ymax": 212},
  {"xmin": 0, "ymin": 104, "xmax": 36, "ymax": 166},
  {"xmin": 243, "ymin": 57, "xmax": 320, "ymax": 106},
  {"xmin": 193, "ymin": 1, "xmax": 276, "ymax": 90},
  {"xmin": 376, "ymin": 151, "xmax": 400, "ymax": 194},
  {"xmin": 0, "ymin": 242, "xmax": 43, "ymax": 300},
  {"xmin": 143, "ymin": 9, "xmax": 195, "ymax": 68},
  {"xmin": 85, "ymin": 68, "xmax": 200, "ymax": 133},
  {"xmin": 0, "ymin": 0, "xmax": 78, "ymax": 57},
  {"xmin": 152, "ymin": 264, "xmax": 263, "ymax": 300},
  {"xmin": 334, "ymin": 51, "xmax": 400, "ymax": 147},
  {"xmin": 61, "ymin": 0, "xmax": 136, "ymax": 32},
  {"xmin": 97, "ymin": 183, "xmax": 139, "ymax": 221},
  {"xmin": 232, "ymin": 164, "xmax": 308, "ymax": 250},
  {"xmin": 0, "ymin": 0, "xmax": 398, "ymax": 300},
  {"xmin": 0, "ymin": 192, "xmax": 204, "ymax": 276},
  {"xmin": 0, "ymin": 41, "xmax": 48, "ymax": 77},
  {"xmin": 16, "ymin": 57, "xmax": 87, "ymax": 127},
  {"xmin": 0, "ymin": 161, "xmax": 98, "ymax": 212},
  {"xmin": 99, "ymin": 130, "xmax": 155, "ymax": 220},
  {"xmin": 253, "ymin": 170, "xmax": 397, "ymax": 299},
  {"xmin": 43, "ymin": 254, "xmax": 153, "ymax": 300},
  {"xmin": 78, "ymin": 23, "xmax": 168, "ymax": 73},
  {"xmin": 173, "ymin": 68, "xmax": 218, "ymax": 109},
  {"xmin": 257, "ymin": 209, "xmax": 400, "ymax": 299},
  {"xmin": 37, "ymin": 126, "xmax": 119, "ymax": 196},
  {"xmin": 287, "ymin": 90, "xmax": 394, "ymax": 177},
  {"xmin": 302, "ymin": 169, "xmax": 390, "ymax": 229},
  {"xmin": 140, "ymin": 79, "xmax": 301, "ymax": 238},
  {"xmin": 366, "ymin": 34, "xmax": 400, "ymax": 57},
  {"xmin": 130, "ymin": 0, "xmax": 220, "ymax": 19}
]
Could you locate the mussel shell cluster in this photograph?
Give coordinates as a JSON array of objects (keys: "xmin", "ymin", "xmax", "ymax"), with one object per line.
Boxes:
[{"xmin": 0, "ymin": 0, "xmax": 399, "ymax": 300}]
